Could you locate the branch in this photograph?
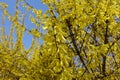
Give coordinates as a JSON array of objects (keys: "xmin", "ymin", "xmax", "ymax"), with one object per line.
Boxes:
[
  {"xmin": 102, "ymin": 19, "xmax": 109, "ymax": 76},
  {"xmin": 66, "ymin": 19, "xmax": 90, "ymax": 72}
]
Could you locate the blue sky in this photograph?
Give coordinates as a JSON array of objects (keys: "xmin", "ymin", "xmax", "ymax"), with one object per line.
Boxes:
[{"xmin": 0, "ymin": 0, "xmax": 48, "ymax": 49}]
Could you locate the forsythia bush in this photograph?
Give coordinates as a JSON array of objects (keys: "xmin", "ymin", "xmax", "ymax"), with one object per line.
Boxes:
[{"xmin": 0, "ymin": 0, "xmax": 120, "ymax": 80}]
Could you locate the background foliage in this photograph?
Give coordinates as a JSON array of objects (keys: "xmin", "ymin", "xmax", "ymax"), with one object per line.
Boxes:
[{"xmin": 0, "ymin": 0, "xmax": 120, "ymax": 80}]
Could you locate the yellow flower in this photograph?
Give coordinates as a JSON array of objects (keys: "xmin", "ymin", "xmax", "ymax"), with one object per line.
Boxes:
[{"xmin": 29, "ymin": 29, "xmax": 41, "ymax": 38}]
